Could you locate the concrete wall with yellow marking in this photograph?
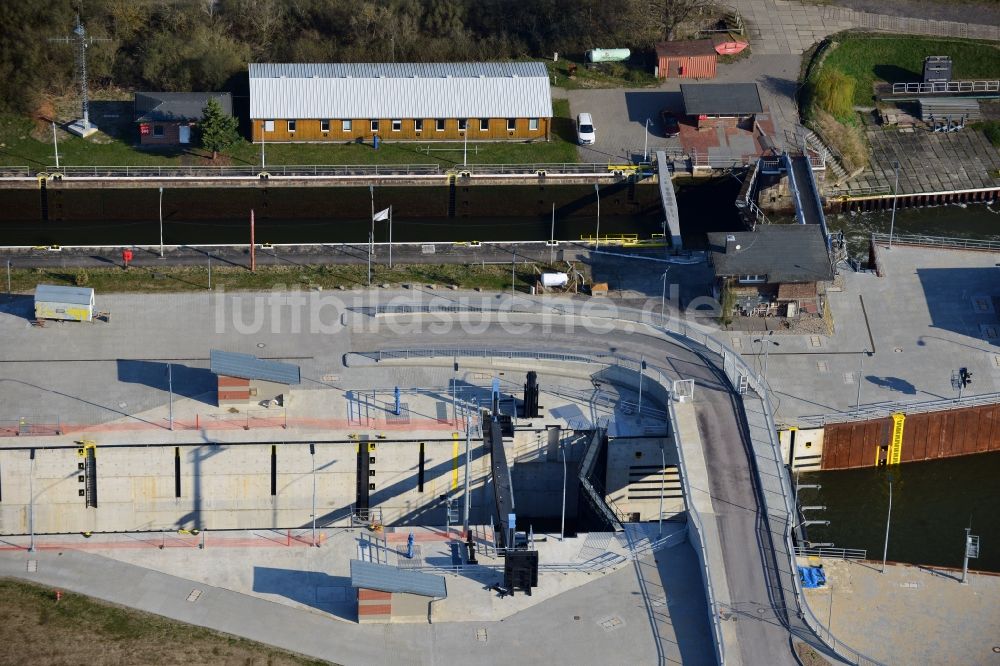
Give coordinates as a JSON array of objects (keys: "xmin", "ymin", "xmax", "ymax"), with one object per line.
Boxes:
[{"xmin": 0, "ymin": 439, "xmax": 491, "ymax": 535}]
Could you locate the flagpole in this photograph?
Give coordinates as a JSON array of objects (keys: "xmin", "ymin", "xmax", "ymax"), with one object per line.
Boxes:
[
  {"xmin": 250, "ymin": 209, "xmax": 256, "ymax": 272},
  {"xmin": 389, "ymin": 205, "xmax": 393, "ymax": 268},
  {"xmin": 369, "ymin": 186, "xmax": 374, "ymax": 287}
]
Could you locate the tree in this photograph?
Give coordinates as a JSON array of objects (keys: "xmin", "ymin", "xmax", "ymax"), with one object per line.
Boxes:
[
  {"xmin": 655, "ymin": 0, "xmax": 707, "ymax": 41},
  {"xmin": 197, "ymin": 97, "xmax": 239, "ymax": 159}
]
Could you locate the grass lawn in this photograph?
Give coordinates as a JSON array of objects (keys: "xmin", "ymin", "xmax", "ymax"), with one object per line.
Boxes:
[
  {"xmin": 0, "ymin": 99, "xmax": 578, "ymax": 169},
  {"xmin": 10, "ymin": 260, "xmax": 587, "ymax": 294},
  {"xmin": 546, "ymin": 58, "xmax": 658, "ymax": 90},
  {"xmin": 0, "ymin": 578, "xmax": 328, "ymax": 666},
  {"xmin": 820, "ymin": 33, "xmax": 1000, "ymax": 106}
]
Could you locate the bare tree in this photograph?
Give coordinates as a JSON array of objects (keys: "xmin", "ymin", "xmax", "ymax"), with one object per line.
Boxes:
[{"xmin": 656, "ymin": 0, "xmax": 707, "ymax": 41}]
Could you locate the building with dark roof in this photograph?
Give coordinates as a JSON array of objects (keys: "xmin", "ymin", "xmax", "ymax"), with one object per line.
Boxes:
[
  {"xmin": 248, "ymin": 62, "xmax": 553, "ymax": 143},
  {"xmin": 655, "ymin": 40, "xmax": 718, "ymax": 79},
  {"xmin": 708, "ymin": 225, "xmax": 834, "ymax": 319},
  {"xmin": 350, "ymin": 559, "xmax": 447, "ymax": 624},
  {"xmin": 210, "ymin": 350, "xmax": 300, "ymax": 406},
  {"xmin": 681, "ymin": 83, "xmax": 763, "ymax": 129},
  {"xmin": 134, "ymin": 92, "xmax": 232, "ymax": 146}
]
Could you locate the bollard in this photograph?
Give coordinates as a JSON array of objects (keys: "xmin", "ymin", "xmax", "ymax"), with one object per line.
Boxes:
[{"xmin": 55, "ymin": 590, "xmax": 62, "ymax": 603}]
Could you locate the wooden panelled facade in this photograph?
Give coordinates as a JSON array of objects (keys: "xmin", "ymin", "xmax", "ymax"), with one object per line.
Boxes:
[
  {"xmin": 251, "ymin": 116, "xmax": 549, "ymax": 143},
  {"xmin": 821, "ymin": 403, "xmax": 1000, "ymax": 470}
]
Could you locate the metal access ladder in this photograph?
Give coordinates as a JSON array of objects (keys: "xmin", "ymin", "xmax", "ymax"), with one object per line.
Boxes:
[{"xmin": 889, "ymin": 413, "xmax": 905, "ymax": 465}]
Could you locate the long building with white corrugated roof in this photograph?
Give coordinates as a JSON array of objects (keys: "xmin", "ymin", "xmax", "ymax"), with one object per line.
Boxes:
[{"xmin": 248, "ymin": 62, "xmax": 553, "ymax": 143}]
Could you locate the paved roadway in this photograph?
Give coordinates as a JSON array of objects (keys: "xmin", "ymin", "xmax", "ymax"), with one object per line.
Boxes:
[{"xmin": 354, "ymin": 314, "xmax": 805, "ymax": 665}]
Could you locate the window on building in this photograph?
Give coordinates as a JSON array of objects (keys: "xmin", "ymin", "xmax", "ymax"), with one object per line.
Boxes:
[
  {"xmin": 287, "ymin": 120, "xmax": 296, "ymax": 133},
  {"xmin": 342, "ymin": 119, "xmax": 352, "ymax": 132},
  {"xmin": 458, "ymin": 118, "xmax": 467, "ymax": 132},
  {"xmin": 480, "ymin": 118, "xmax": 489, "ymax": 132},
  {"xmin": 263, "ymin": 120, "xmax": 274, "ymax": 132},
  {"xmin": 392, "ymin": 119, "xmax": 402, "ymax": 132},
  {"xmin": 414, "ymin": 119, "xmax": 423, "ymax": 133},
  {"xmin": 370, "ymin": 119, "xmax": 379, "ymax": 132},
  {"xmin": 507, "ymin": 118, "xmax": 516, "ymax": 131},
  {"xmin": 738, "ymin": 274, "xmax": 767, "ymax": 284},
  {"xmin": 320, "ymin": 119, "xmax": 330, "ymax": 132},
  {"xmin": 529, "ymin": 118, "xmax": 539, "ymax": 131},
  {"xmin": 153, "ymin": 125, "xmax": 164, "ymax": 137},
  {"xmin": 435, "ymin": 118, "xmax": 445, "ymax": 132}
]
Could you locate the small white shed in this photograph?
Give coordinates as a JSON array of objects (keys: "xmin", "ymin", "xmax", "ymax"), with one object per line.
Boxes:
[{"xmin": 34, "ymin": 284, "xmax": 95, "ymax": 322}]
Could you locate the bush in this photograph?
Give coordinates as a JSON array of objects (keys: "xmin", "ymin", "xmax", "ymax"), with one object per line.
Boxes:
[
  {"xmin": 812, "ymin": 68, "xmax": 856, "ymax": 121},
  {"xmin": 74, "ymin": 270, "xmax": 89, "ymax": 286},
  {"xmin": 602, "ymin": 62, "xmax": 628, "ymax": 78}
]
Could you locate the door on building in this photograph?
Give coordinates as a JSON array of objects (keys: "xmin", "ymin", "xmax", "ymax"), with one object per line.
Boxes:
[{"xmin": 179, "ymin": 125, "xmax": 191, "ymax": 144}]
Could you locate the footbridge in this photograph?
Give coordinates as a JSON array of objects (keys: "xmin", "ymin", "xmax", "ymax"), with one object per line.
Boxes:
[{"xmin": 655, "ymin": 150, "xmax": 683, "ymax": 250}]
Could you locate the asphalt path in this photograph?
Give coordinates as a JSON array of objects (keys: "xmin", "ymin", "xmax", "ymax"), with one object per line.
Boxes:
[{"xmin": 355, "ymin": 316, "xmax": 802, "ymax": 665}]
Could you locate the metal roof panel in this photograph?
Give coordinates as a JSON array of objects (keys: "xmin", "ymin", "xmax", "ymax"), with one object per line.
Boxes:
[
  {"xmin": 249, "ymin": 62, "xmax": 552, "ymax": 119},
  {"xmin": 350, "ymin": 559, "xmax": 447, "ymax": 598},
  {"xmin": 210, "ymin": 350, "xmax": 301, "ymax": 385},
  {"xmin": 34, "ymin": 284, "xmax": 94, "ymax": 306}
]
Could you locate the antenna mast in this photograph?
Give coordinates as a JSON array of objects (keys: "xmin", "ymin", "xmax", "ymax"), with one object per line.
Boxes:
[{"xmin": 50, "ymin": 15, "xmax": 109, "ymax": 137}]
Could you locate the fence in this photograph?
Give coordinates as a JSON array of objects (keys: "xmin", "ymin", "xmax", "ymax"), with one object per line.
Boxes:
[
  {"xmin": 351, "ymin": 316, "xmax": 882, "ymax": 664},
  {"xmin": 0, "ymin": 416, "xmax": 64, "ymax": 437},
  {"xmin": 797, "ymin": 389, "xmax": 1000, "ymax": 426},
  {"xmin": 794, "ymin": 546, "xmax": 867, "ymax": 561},
  {"xmin": 823, "ymin": 6, "xmax": 1000, "ymax": 41},
  {"xmin": 870, "ymin": 232, "xmax": 1000, "ymax": 253},
  {"xmin": 43, "ymin": 164, "xmax": 442, "ymax": 178},
  {"xmin": 891, "ymin": 80, "xmax": 1000, "ymax": 95}
]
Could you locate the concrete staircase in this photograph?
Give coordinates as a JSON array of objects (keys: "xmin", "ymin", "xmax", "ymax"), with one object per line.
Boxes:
[{"xmin": 802, "ymin": 128, "xmax": 849, "ymax": 184}]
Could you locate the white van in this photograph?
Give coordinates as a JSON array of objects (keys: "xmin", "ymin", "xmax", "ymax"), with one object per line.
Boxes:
[{"xmin": 576, "ymin": 113, "xmax": 595, "ymax": 145}]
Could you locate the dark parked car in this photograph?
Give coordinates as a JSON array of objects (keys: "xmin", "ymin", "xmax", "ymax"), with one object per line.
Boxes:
[{"xmin": 659, "ymin": 110, "xmax": 680, "ymax": 138}]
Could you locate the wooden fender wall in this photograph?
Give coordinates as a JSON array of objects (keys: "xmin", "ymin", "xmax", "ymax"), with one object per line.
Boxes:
[{"xmin": 821, "ymin": 403, "xmax": 1000, "ymax": 470}]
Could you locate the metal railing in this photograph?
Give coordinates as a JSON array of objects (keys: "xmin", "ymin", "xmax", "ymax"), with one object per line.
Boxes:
[
  {"xmin": 0, "ymin": 166, "xmax": 32, "ymax": 178},
  {"xmin": 891, "ymin": 80, "xmax": 1000, "ymax": 95},
  {"xmin": 458, "ymin": 162, "xmax": 653, "ymax": 176},
  {"xmin": 667, "ymin": 397, "xmax": 726, "ymax": 666},
  {"xmin": 798, "ymin": 389, "xmax": 1000, "ymax": 426},
  {"xmin": 362, "ymin": 315, "xmax": 881, "ymax": 665},
  {"xmin": 870, "ymin": 232, "xmax": 1000, "ymax": 252},
  {"xmin": 825, "ymin": 185, "xmax": 892, "ymax": 198},
  {"xmin": 794, "ymin": 546, "xmax": 867, "ymax": 561},
  {"xmin": 823, "ymin": 6, "xmax": 1000, "ymax": 41},
  {"xmin": 42, "ymin": 163, "xmax": 442, "ymax": 178}
]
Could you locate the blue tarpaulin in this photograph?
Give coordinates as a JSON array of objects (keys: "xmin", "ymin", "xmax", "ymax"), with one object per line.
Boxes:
[{"xmin": 798, "ymin": 566, "xmax": 827, "ymax": 588}]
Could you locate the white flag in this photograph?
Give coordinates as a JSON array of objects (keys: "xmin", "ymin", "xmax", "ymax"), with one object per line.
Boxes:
[{"xmin": 373, "ymin": 207, "xmax": 390, "ymax": 221}]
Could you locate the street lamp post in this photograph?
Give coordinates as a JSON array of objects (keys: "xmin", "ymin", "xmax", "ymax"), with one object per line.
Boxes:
[
  {"xmin": 368, "ymin": 186, "xmax": 375, "ymax": 287},
  {"xmin": 888, "ymin": 161, "xmax": 900, "ymax": 249},
  {"xmin": 881, "ymin": 473, "xmax": 893, "ymax": 573},
  {"xmin": 753, "ymin": 332, "xmax": 779, "ymax": 385},
  {"xmin": 6, "ymin": 260, "xmax": 11, "ymax": 297},
  {"xmin": 158, "ymin": 187, "xmax": 164, "ymax": 258},
  {"xmin": 855, "ymin": 350, "xmax": 870, "ymax": 411},
  {"xmin": 463, "ymin": 415, "xmax": 471, "ymax": 534},
  {"xmin": 28, "ymin": 449, "xmax": 35, "ymax": 553},
  {"xmin": 643, "ymin": 118, "xmax": 650, "ymax": 162},
  {"xmin": 660, "ymin": 268, "xmax": 671, "ymax": 323},
  {"xmin": 560, "ymin": 442, "xmax": 567, "ymax": 541},
  {"xmin": 52, "ymin": 122, "xmax": 60, "ymax": 169},
  {"xmin": 637, "ymin": 357, "xmax": 646, "ymax": 420},
  {"xmin": 594, "ymin": 184, "xmax": 601, "ymax": 250},
  {"xmin": 658, "ymin": 445, "xmax": 665, "ymax": 537},
  {"xmin": 167, "ymin": 363, "xmax": 174, "ymax": 431},
  {"xmin": 310, "ymin": 443, "xmax": 317, "ymax": 546}
]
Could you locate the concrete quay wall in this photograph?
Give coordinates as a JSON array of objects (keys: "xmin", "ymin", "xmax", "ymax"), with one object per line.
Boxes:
[{"xmin": 0, "ymin": 439, "xmax": 491, "ymax": 535}]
